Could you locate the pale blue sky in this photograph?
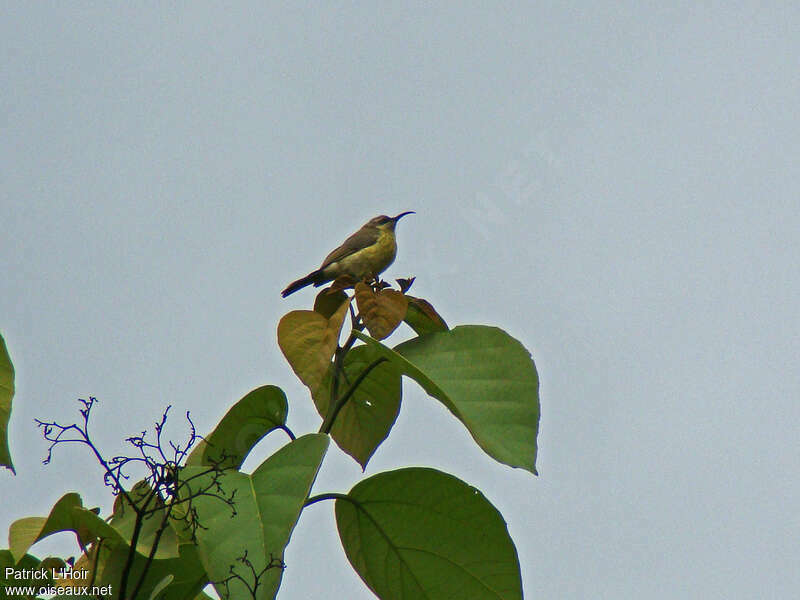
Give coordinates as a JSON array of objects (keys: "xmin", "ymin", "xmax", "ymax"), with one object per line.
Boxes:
[{"xmin": 2, "ymin": 3, "xmax": 799, "ymax": 599}]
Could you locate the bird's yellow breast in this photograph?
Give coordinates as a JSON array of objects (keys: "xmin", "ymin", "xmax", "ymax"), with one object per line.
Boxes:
[{"xmin": 331, "ymin": 229, "xmax": 397, "ymax": 280}]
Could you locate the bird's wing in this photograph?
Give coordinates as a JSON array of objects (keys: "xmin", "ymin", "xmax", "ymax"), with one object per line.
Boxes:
[{"xmin": 320, "ymin": 227, "xmax": 380, "ymax": 268}]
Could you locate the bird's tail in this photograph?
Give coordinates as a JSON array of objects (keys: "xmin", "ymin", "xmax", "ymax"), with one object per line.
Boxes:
[{"xmin": 281, "ymin": 269, "xmax": 326, "ymax": 297}]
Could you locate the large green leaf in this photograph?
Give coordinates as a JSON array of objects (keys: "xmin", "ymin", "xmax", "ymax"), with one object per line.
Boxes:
[
  {"xmin": 336, "ymin": 467, "xmax": 523, "ymax": 600},
  {"xmin": 355, "ymin": 325, "xmax": 540, "ymax": 474},
  {"xmin": 0, "ymin": 333, "xmax": 15, "ymax": 473},
  {"xmin": 184, "ymin": 433, "xmax": 329, "ymax": 600},
  {"xmin": 9, "ymin": 493, "xmax": 122, "ymax": 564},
  {"xmin": 186, "ymin": 385, "xmax": 289, "ymax": 470},
  {"xmin": 313, "ymin": 344, "xmax": 402, "ymax": 469}
]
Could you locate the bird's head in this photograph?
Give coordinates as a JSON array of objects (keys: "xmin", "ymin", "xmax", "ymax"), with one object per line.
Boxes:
[{"xmin": 367, "ymin": 211, "xmax": 415, "ymax": 231}]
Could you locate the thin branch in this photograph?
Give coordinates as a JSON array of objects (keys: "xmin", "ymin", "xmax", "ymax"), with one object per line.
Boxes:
[
  {"xmin": 37, "ymin": 399, "xmax": 237, "ymax": 598},
  {"xmin": 303, "ymin": 492, "xmax": 355, "ymax": 508},
  {"xmin": 37, "ymin": 398, "xmax": 140, "ymax": 515},
  {"xmin": 215, "ymin": 550, "xmax": 285, "ymax": 600},
  {"xmin": 119, "ymin": 485, "xmax": 160, "ymax": 599},
  {"xmin": 129, "ymin": 500, "xmax": 175, "ymax": 600}
]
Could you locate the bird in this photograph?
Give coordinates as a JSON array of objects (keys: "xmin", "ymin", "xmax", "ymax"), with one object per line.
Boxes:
[{"xmin": 281, "ymin": 212, "xmax": 414, "ymax": 297}]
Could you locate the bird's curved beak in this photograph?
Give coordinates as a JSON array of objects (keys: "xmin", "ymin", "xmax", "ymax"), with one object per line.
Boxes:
[{"xmin": 392, "ymin": 211, "xmax": 415, "ymax": 222}]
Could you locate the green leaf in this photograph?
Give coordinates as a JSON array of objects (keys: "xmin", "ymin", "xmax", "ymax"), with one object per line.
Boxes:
[
  {"xmin": 355, "ymin": 325, "xmax": 540, "ymax": 474},
  {"xmin": 336, "ymin": 467, "xmax": 523, "ymax": 600},
  {"xmin": 1, "ymin": 551, "xmax": 57, "ymax": 599},
  {"xmin": 50, "ymin": 538, "xmax": 206, "ymax": 599},
  {"xmin": 277, "ymin": 301, "xmax": 350, "ymax": 392},
  {"xmin": 0, "ymin": 550, "xmax": 41, "ymax": 573},
  {"xmin": 186, "ymin": 385, "xmax": 289, "ymax": 470},
  {"xmin": 9, "ymin": 493, "xmax": 123, "ymax": 564},
  {"xmin": 403, "ymin": 296, "xmax": 448, "ymax": 336},
  {"xmin": 148, "ymin": 574, "xmax": 174, "ymax": 600},
  {"xmin": 92, "ymin": 540, "xmax": 207, "ymax": 600},
  {"xmin": 0, "ymin": 333, "xmax": 15, "ymax": 473},
  {"xmin": 109, "ymin": 481, "xmax": 180, "ymax": 559},
  {"xmin": 313, "ymin": 344, "xmax": 402, "ymax": 469},
  {"xmin": 184, "ymin": 433, "xmax": 329, "ymax": 600},
  {"xmin": 38, "ymin": 556, "xmax": 66, "ymax": 574}
]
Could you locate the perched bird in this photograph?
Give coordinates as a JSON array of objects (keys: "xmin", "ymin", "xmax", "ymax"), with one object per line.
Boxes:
[{"xmin": 281, "ymin": 212, "xmax": 414, "ymax": 297}]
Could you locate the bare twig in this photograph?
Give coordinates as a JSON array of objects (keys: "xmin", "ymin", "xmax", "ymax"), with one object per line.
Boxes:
[
  {"xmin": 215, "ymin": 550, "xmax": 285, "ymax": 600},
  {"xmin": 37, "ymin": 399, "xmax": 238, "ymax": 600}
]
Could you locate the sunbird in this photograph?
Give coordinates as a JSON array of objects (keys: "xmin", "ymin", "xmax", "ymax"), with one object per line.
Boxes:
[{"xmin": 281, "ymin": 212, "xmax": 414, "ymax": 297}]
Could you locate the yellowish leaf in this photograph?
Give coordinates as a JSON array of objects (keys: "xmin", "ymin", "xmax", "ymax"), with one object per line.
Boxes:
[
  {"xmin": 278, "ymin": 298, "xmax": 350, "ymax": 391},
  {"xmin": 314, "ymin": 287, "xmax": 350, "ymax": 319}
]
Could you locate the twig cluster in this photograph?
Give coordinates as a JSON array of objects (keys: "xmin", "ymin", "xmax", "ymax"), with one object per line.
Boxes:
[{"xmin": 36, "ymin": 398, "xmax": 237, "ymax": 600}]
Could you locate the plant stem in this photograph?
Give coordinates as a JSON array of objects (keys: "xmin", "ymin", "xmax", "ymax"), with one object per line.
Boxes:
[
  {"xmin": 277, "ymin": 424, "xmax": 296, "ymax": 441},
  {"xmin": 303, "ymin": 492, "xmax": 354, "ymax": 508},
  {"xmin": 320, "ymin": 330, "xmax": 354, "ymax": 434},
  {"xmin": 129, "ymin": 501, "xmax": 173, "ymax": 600},
  {"xmin": 321, "ymin": 358, "xmax": 386, "ymax": 434},
  {"xmin": 118, "ymin": 487, "xmax": 156, "ymax": 599},
  {"xmin": 118, "ymin": 513, "xmax": 142, "ymax": 599}
]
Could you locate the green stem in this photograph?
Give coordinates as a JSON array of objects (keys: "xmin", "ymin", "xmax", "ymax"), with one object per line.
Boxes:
[
  {"xmin": 319, "ymin": 328, "xmax": 359, "ymax": 434},
  {"xmin": 303, "ymin": 492, "xmax": 355, "ymax": 508},
  {"xmin": 277, "ymin": 424, "xmax": 296, "ymax": 441},
  {"xmin": 129, "ymin": 502, "xmax": 172, "ymax": 600},
  {"xmin": 119, "ymin": 485, "xmax": 158, "ymax": 599}
]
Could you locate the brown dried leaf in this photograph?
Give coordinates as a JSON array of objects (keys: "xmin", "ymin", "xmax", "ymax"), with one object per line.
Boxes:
[{"xmin": 355, "ymin": 283, "xmax": 409, "ymax": 341}]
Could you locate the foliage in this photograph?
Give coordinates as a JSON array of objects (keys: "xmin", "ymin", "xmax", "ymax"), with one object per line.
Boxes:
[
  {"xmin": 333, "ymin": 467, "xmax": 522, "ymax": 599},
  {"xmin": 0, "ymin": 333, "xmax": 14, "ymax": 473},
  {"xmin": 0, "ymin": 275, "xmax": 540, "ymax": 599}
]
